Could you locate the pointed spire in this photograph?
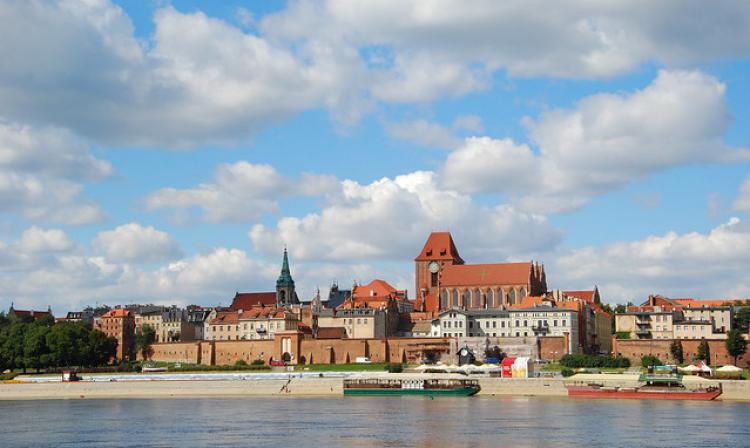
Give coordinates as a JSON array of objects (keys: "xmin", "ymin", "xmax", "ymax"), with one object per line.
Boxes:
[{"xmin": 276, "ymin": 247, "xmax": 295, "ymax": 288}]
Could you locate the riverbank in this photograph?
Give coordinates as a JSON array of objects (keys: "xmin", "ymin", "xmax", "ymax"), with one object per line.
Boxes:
[{"xmin": 4, "ymin": 373, "xmax": 750, "ymax": 401}]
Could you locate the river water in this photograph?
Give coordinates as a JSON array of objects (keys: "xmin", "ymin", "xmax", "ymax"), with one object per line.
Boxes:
[{"xmin": 1, "ymin": 397, "xmax": 748, "ymax": 447}]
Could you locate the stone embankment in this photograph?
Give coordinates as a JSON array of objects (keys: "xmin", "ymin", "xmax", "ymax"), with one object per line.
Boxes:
[
  {"xmin": 0, "ymin": 378, "xmax": 342, "ymax": 400},
  {"xmin": 3, "ymin": 373, "xmax": 750, "ymax": 401}
]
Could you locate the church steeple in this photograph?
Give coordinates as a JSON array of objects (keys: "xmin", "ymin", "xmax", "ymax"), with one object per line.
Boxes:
[{"xmin": 276, "ymin": 247, "xmax": 298, "ymax": 306}]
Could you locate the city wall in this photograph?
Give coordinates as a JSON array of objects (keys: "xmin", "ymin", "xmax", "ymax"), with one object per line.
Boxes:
[
  {"xmin": 612, "ymin": 338, "xmax": 750, "ymax": 365},
  {"xmin": 149, "ymin": 337, "xmax": 454, "ymax": 366}
]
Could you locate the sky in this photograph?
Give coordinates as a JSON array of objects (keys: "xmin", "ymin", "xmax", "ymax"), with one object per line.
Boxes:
[{"xmin": 1, "ymin": 0, "xmax": 750, "ymax": 313}]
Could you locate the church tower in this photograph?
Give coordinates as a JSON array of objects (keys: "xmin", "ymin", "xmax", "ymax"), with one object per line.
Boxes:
[
  {"xmin": 414, "ymin": 232, "xmax": 464, "ymax": 312},
  {"xmin": 276, "ymin": 248, "xmax": 299, "ymax": 307}
]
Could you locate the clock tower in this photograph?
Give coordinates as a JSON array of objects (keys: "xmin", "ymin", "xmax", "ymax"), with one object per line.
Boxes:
[{"xmin": 414, "ymin": 232, "xmax": 464, "ymax": 312}]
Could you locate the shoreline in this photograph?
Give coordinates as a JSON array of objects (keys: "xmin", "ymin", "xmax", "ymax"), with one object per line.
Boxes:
[{"xmin": 4, "ymin": 373, "xmax": 750, "ymax": 401}]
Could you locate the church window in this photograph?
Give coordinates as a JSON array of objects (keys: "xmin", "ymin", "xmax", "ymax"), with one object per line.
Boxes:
[
  {"xmin": 487, "ymin": 289, "xmax": 495, "ymax": 308},
  {"xmin": 452, "ymin": 290, "xmax": 459, "ymax": 307},
  {"xmin": 463, "ymin": 290, "xmax": 471, "ymax": 307},
  {"xmin": 509, "ymin": 289, "xmax": 517, "ymax": 304},
  {"xmin": 431, "ymin": 272, "xmax": 438, "ymax": 287},
  {"xmin": 473, "ymin": 288, "xmax": 481, "ymax": 308},
  {"xmin": 441, "ymin": 290, "xmax": 448, "ymax": 309},
  {"xmin": 519, "ymin": 287, "xmax": 527, "ymax": 299}
]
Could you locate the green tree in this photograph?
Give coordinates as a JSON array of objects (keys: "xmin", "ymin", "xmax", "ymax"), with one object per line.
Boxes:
[
  {"xmin": 23, "ymin": 324, "xmax": 51, "ymax": 372},
  {"xmin": 641, "ymin": 355, "xmax": 662, "ymax": 368},
  {"xmin": 2, "ymin": 322, "xmax": 29, "ymax": 372},
  {"xmin": 46, "ymin": 322, "xmax": 89, "ymax": 367},
  {"xmin": 733, "ymin": 307, "xmax": 750, "ymax": 333},
  {"xmin": 725, "ymin": 329, "xmax": 747, "ymax": 366},
  {"xmin": 135, "ymin": 325, "xmax": 156, "ymax": 361},
  {"xmin": 670, "ymin": 340, "xmax": 684, "ymax": 364},
  {"xmin": 697, "ymin": 339, "xmax": 711, "ymax": 364},
  {"xmin": 85, "ymin": 330, "xmax": 117, "ymax": 367}
]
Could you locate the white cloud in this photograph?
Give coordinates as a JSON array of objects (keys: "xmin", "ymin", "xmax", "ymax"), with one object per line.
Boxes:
[
  {"xmin": 263, "ymin": 0, "xmax": 750, "ymax": 81},
  {"xmin": 0, "ymin": 121, "xmax": 109, "ymax": 224},
  {"xmin": 385, "ymin": 120, "xmax": 460, "ymax": 150},
  {"xmin": 250, "ymin": 170, "xmax": 560, "ymax": 262},
  {"xmin": 93, "ymin": 223, "xmax": 183, "ymax": 263},
  {"xmin": 1, "ymin": 1, "xmax": 748, "ymax": 147},
  {"xmin": 18, "ymin": 226, "xmax": 74, "ymax": 253},
  {"xmin": 442, "ymin": 137, "xmax": 537, "ymax": 193},
  {"xmin": 551, "ymin": 217, "xmax": 750, "ymax": 302},
  {"xmin": 145, "ymin": 161, "xmax": 337, "ymax": 223},
  {"xmin": 441, "ymin": 70, "xmax": 749, "ymax": 212}
]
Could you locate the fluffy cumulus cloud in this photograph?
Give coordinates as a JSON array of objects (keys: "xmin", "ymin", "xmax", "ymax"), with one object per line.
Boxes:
[
  {"xmin": 385, "ymin": 115, "xmax": 485, "ymax": 150},
  {"xmin": 145, "ymin": 161, "xmax": 337, "ymax": 223},
  {"xmin": 0, "ymin": 0, "xmax": 372, "ymax": 146},
  {"xmin": 1, "ymin": 1, "xmax": 749, "ymax": 146},
  {"xmin": 92, "ymin": 223, "xmax": 183, "ymax": 263},
  {"xmin": 551, "ymin": 218, "xmax": 750, "ymax": 302},
  {"xmin": 441, "ymin": 70, "xmax": 749, "ymax": 212},
  {"xmin": 0, "ymin": 224, "xmax": 278, "ymax": 311},
  {"xmin": 262, "ymin": 0, "xmax": 750, "ymax": 84},
  {"xmin": 0, "ymin": 121, "xmax": 108, "ymax": 224},
  {"xmin": 250, "ymin": 170, "xmax": 561, "ymax": 263}
]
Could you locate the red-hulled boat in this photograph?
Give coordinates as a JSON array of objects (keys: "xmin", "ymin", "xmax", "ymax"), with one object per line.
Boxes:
[{"xmin": 566, "ymin": 373, "xmax": 722, "ymax": 401}]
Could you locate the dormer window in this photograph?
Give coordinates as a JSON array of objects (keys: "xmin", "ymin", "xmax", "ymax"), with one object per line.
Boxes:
[
  {"xmin": 426, "ymin": 250, "xmax": 432, "ymax": 256},
  {"xmin": 440, "ymin": 249, "xmax": 446, "ymax": 256}
]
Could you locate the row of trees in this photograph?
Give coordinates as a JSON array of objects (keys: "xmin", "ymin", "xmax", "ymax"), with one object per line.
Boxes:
[
  {"xmin": 559, "ymin": 354, "xmax": 631, "ymax": 369},
  {"xmin": 668, "ymin": 331, "xmax": 748, "ymax": 365},
  {"xmin": 0, "ymin": 312, "xmax": 117, "ymax": 373}
]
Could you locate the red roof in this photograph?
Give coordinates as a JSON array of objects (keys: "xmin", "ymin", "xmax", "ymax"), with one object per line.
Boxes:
[
  {"xmin": 441, "ymin": 262, "xmax": 531, "ymax": 287},
  {"xmin": 564, "ymin": 290, "xmax": 596, "ymax": 303},
  {"xmin": 229, "ymin": 292, "xmax": 276, "ymax": 310},
  {"xmin": 415, "ymin": 232, "xmax": 464, "ymax": 263},
  {"xmin": 674, "ymin": 298, "xmax": 743, "ymax": 307},
  {"xmin": 102, "ymin": 309, "xmax": 132, "ymax": 318},
  {"xmin": 352, "ymin": 279, "xmax": 404, "ymax": 300},
  {"xmin": 508, "ymin": 295, "xmax": 548, "ymax": 309},
  {"xmin": 11, "ymin": 309, "xmax": 52, "ymax": 319},
  {"xmin": 316, "ymin": 327, "xmax": 347, "ymax": 339}
]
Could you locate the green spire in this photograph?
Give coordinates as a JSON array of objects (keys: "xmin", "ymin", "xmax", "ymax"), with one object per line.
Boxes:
[{"xmin": 276, "ymin": 247, "xmax": 295, "ymax": 288}]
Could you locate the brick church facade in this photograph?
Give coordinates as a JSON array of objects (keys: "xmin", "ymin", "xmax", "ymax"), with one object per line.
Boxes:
[{"xmin": 414, "ymin": 232, "xmax": 547, "ymax": 313}]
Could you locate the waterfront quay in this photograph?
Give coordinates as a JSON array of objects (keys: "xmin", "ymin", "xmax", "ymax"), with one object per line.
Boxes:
[{"xmin": 4, "ymin": 372, "xmax": 750, "ymax": 401}]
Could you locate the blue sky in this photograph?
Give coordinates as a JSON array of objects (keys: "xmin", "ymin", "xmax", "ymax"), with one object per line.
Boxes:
[{"xmin": 1, "ymin": 1, "xmax": 749, "ymax": 312}]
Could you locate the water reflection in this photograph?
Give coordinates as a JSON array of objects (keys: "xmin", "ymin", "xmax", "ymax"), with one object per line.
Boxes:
[{"xmin": 1, "ymin": 397, "xmax": 749, "ymax": 447}]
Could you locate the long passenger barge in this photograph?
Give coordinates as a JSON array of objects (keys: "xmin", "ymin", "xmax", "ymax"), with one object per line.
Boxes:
[{"xmin": 344, "ymin": 374, "xmax": 480, "ymax": 396}]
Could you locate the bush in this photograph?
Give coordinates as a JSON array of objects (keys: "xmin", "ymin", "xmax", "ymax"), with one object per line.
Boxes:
[
  {"xmin": 641, "ymin": 355, "xmax": 662, "ymax": 368},
  {"xmin": 251, "ymin": 359, "xmax": 265, "ymax": 366},
  {"xmin": 561, "ymin": 367, "xmax": 575, "ymax": 377},
  {"xmin": 234, "ymin": 359, "xmax": 248, "ymax": 367},
  {"xmin": 559, "ymin": 354, "xmax": 630, "ymax": 369},
  {"xmin": 615, "ymin": 332, "xmax": 631, "ymax": 340},
  {"xmin": 386, "ymin": 363, "xmax": 403, "ymax": 373}
]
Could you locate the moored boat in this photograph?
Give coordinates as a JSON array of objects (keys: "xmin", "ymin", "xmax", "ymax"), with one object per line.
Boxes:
[
  {"xmin": 344, "ymin": 374, "xmax": 480, "ymax": 396},
  {"xmin": 566, "ymin": 373, "xmax": 722, "ymax": 401}
]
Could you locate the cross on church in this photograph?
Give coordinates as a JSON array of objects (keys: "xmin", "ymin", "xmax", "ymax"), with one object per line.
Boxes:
[{"xmin": 479, "ymin": 268, "xmax": 488, "ymax": 280}]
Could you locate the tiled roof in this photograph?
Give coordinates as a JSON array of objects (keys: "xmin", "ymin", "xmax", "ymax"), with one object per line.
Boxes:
[
  {"xmin": 564, "ymin": 290, "xmax": 595, "ymax": 303},
  {"xmin": 415, "ymin": 232, "xmax": 464, "ymax": 263},
  {"xmin": 674, "ymin": 298, "xmax": 743, "ymax": 307},
  {"xmin": 352, "ymin": 279, "xmax": 405, "ymax": 300},
  {"xmin": 316, "ymin": 327, "xmax": 347, "ymax": 339},
  {"xmin": 229, "ymin": 292, "xmax": 276, "ymax": 310},
  {"xmin": 102, "ymin": 309, "xmax": 132, "ymax": 318},
  {"xmin": 441, "ymin": 262, "xmax": 532, "ymax": 287},
  {"xmin": 11, "ymin": 309, "xmax": 52, "ymax": 319}
]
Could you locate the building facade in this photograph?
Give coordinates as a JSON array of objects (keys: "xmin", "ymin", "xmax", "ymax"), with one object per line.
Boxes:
[
  {"xmin": 414, "ymin": 232, "xmax": 547, "ymax": 312},
  {"xmin": 94, "ymin": 309, "xmax": 135, "ymax": 361}
]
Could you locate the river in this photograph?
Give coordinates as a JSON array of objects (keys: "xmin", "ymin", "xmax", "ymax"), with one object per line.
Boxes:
[{"xmin": 2, "ymin": 396, "xmax": 748, "ymax": 447}]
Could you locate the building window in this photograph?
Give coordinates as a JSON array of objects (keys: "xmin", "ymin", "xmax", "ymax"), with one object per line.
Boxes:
[
  {"xmin": 431, "ymin": 271, "xmax": 438, "ymax": 287},
  {"xmin": 562, "ymin": 320, "xmax": 566, "ymax": 326}
]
